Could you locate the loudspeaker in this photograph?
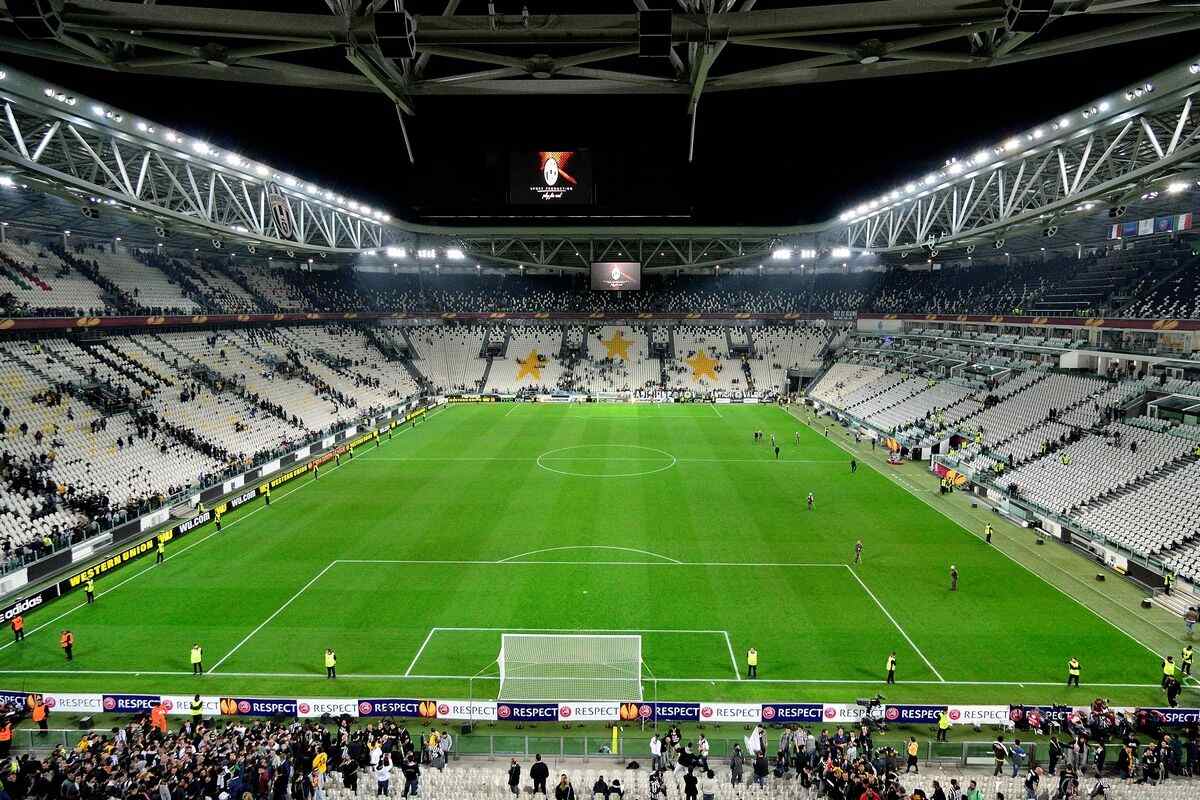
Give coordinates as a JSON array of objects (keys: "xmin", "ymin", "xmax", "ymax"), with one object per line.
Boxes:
[
  {"xmin": 638, "ymin": 10, "xmax": 673, "ymax": 57},
  {"xmin": 7, "ymin": 0, "xmax": 63, "ymax": 40},
  {"xmin": 375, "ymin": 9, "xmax": 417, "ymax": 59}
]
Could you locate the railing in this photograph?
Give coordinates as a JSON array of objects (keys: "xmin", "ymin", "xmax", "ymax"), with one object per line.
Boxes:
[
  {"xmin": 940, "ymin": 453, "xmax": 1167, "ymax": 578},
  {"xmin": 10, "ymin": 730, "xmax": 1152, "ymax": 774}
]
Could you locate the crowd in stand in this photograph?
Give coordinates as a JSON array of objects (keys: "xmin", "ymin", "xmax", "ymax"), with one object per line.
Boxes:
[
  {"xmin": 0, "ymin": 701, "xmax": 485, "ymax": 800},
  {"xmin": 2, "ymin": 702, "xmax": 1194, "ymax": 800},
  {"xmin": 1, "ymin": 235, "xmax": 1198, "ymax": 320}
]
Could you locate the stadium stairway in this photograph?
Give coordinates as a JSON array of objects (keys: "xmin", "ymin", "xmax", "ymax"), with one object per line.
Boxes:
[
  {"xmin": 150, "ymin": 332, "xmax": 199, "ymax": 368},
  {"xmin": 400, "ymin": 356, "xmax": 428, "ymax": 390},
  {"xmin": 214, "ymin": 261, "xmax": 278, "ymax": 311},
  {"xmin": 478, "ymin": 355, "xmax": 494, "ymax": 392},
  {"xmin": 1154, "ymin": 583, "xmax": 1199, "ymax": 617},
  {"xmin": 82, "ymin": 341, "xmax": 157, "ymax": 392},
  {"xmin": 144, "ymin": 254, "xmax": 210, "ymax": 312},
  {"xmin": 361, "ymin": 326, "xmax": 399, "ymax": 361}
]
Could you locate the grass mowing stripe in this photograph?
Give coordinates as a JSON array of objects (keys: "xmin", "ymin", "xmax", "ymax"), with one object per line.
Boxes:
[
  {"xmin": 0, "ymin": 404, "xmax": 1173, "ymax": 704},
  {"xmin": 789, "ymin": 405, "xmax": 1187, "ymax": 680},
  {"xmin": 208, "ymin": 561, "xmax": 337, "ymax": 673},
  {"xmin": 0, "ymin": 406, "xmax": 443, "ymax": 655}
]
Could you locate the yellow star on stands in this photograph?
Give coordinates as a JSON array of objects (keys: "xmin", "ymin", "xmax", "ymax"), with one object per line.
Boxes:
[
  {"xmin": 515, "ymin": 350, "xmax": 543, "ymax": 382},
  {"xmin": 686, "ymin": 351, "xmax": 719, "ymax": 382},
  {"xmin": 602, "ymin": 330, "xmax": 632, "ymax": 360}
]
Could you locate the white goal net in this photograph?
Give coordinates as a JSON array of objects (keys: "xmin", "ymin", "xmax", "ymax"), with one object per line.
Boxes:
[{"xmin": 497, "ymin": 633, "xmax": 643, "ymax": 701}]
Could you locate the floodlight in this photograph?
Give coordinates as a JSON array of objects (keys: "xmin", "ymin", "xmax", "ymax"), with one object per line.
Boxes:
[{"xmin": 771, "ymin": 248, "xmax": 792, "ymax": 260}]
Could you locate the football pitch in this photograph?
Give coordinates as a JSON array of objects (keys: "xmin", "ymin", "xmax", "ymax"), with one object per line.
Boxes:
[{"xmin": 0, "ymin": 402, "xmax": 1188, "ymax": 706}]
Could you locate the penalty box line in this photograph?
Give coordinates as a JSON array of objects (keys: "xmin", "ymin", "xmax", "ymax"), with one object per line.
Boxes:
[
  {"xmin": 845, "ymin": 565, "xmax": 945, "ymax": 683},
  {"xmin": 0, "ymin": 409, "xmax": 443, "ymax": 658},
  {"xmin": 785, "ymin": 405, "xmax": 1187, "ymax": 683},
  {"xmin": 209, "ymin": 559, "xmax": 844, "ymax": 677},
  {"xmin": 404, "ymin": 626, "xmax": 742, "ymax": 681}
]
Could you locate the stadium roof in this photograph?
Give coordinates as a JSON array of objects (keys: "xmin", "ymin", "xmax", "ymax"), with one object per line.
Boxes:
[
  {"xmin": 0, "ymin": 6, "xmax": 1198, "ymax": 269},
  {"xmin": 3, "ymin": 1, "xmax": 1200, "ymax": 162}
]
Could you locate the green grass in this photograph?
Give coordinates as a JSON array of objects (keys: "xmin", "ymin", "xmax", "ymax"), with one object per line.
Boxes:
[{"xmin": 0, "ymin": 402, "xmax": 1187, "ymax": 706}]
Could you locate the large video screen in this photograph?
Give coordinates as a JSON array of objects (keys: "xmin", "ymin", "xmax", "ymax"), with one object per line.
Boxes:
[
  {"xmin": 591, "ymin": 262, "xmax": 642, "ymax": 291},
  {"xmin": 510, "ymin": 150, "xmax": 593, "ymax": 205}
]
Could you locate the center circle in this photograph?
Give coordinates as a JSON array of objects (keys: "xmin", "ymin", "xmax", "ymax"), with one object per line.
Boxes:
[{"xmin": 536, "ymin": 444, "xmax": 677, "ymax": 478}]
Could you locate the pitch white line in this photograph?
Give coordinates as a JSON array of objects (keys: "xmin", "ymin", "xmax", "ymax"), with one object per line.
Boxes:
[
  {"xmin": 335, "ymin": 559, "xmax": 844, "ymax": 567},
  {"xmin": 497, "ymin": 545, "xmax": 683, "ymax": 564},
  {"xmin": 361, "ymin": 456, "xmax": 842, "ymax": 464},
  {"xmin": 712, "ymin": 403, "xmax": 723, "ymax": 419},
  {"xmin": 845, "ymin": 565, "xmax": 945, "ymax": 683},
  {"xmin": 209, "ymin": 561, "xmax": 338, "ymax": 673},
  {"xmin": 432, "ymin": 626, "xmax": 732, "ymax": 634},
  {"xmin": 678, "ymin": 458, "xmax": 843, "ymax": 464},
  {"xmin": 0, "ymin": 408, "xmax": 439, "ymax": 653},
  {"xmin": 0, "ymin": 467, "xmax": 335, "ymax": 652},
  {"xmin": 787, "ymin": 406, "xmax": 1186, "ymax": 673},
  {"xmin": 404, "ymin": 629, "xmax": 437, "ymax": 677},
  {"xmin": 0, "ymin": 668, "xmax": 1182, "ymax": 690},
  {"xmin": 723, "ymin": 630, "xmax": 742, "ymax": 681}
]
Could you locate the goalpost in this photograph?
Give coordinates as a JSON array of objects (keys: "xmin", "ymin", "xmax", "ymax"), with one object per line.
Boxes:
[{"xmin": 497, "ymin": 633, "xmax": 644, "ymax": 701}]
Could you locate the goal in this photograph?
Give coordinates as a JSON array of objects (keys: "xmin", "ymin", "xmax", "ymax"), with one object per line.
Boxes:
[{"xmin": 497, "ymin": 633, "xmax": 643, "ymax": 701}]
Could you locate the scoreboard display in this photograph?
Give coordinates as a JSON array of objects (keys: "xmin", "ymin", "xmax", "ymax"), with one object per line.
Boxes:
[
  {"xmin": 510, "ymin": 150, "xmax": 593, "ymax": 205},
  {"xmin": 591, "ymin": 262, "xmax": 641, "ymax": 291}
]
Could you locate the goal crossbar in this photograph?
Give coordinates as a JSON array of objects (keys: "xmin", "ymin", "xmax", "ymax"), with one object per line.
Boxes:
[{"xmin": 498, "ymin": 633, "xmax": 643, "ymax": 701}]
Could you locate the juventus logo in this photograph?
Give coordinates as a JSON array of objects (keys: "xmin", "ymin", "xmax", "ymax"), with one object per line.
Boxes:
[{"xmin": 266, "ymin": 182, "xmax": 293, "ymax": 239}]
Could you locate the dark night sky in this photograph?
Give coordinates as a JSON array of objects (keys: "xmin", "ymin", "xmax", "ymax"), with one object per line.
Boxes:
[{"xmin": 6, "ymin": 21, "xmax": 1196, "ymax": 226}]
